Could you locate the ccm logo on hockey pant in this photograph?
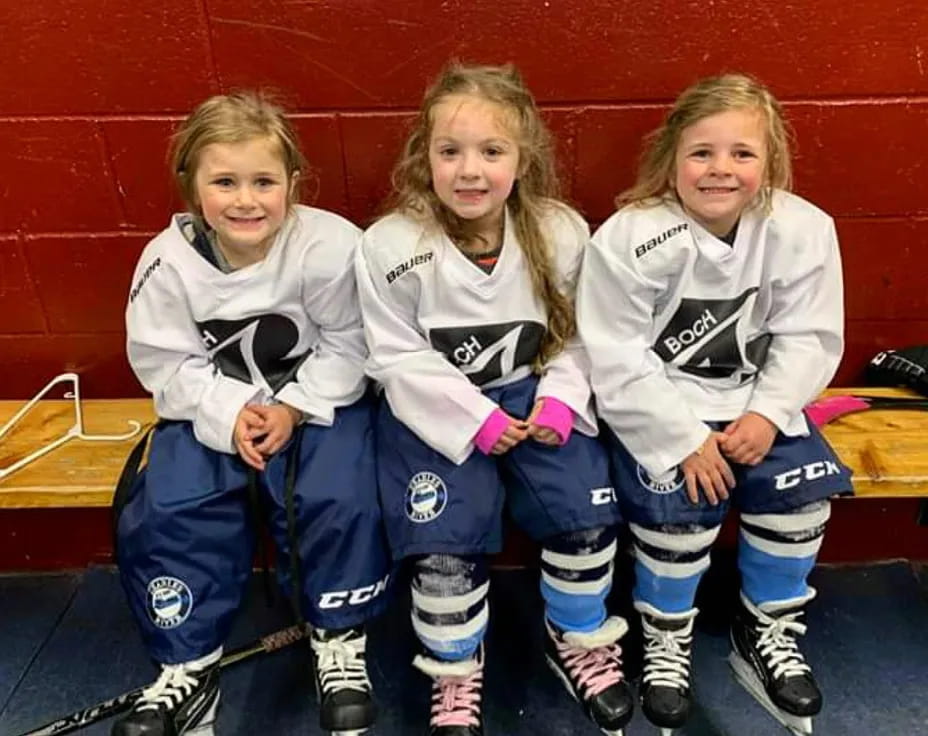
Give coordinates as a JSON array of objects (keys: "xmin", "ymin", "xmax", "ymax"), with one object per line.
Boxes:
[
  {"xmin": 590, "ymin": 486, "xmax": 618, "ymax": 505},
  {"xmin": 318, "ymin": 574, "xmax": 390, "ymax": 610},
  {"xmin": 774, "ymin": 460, "xmax": 842, "ymax": 490}
]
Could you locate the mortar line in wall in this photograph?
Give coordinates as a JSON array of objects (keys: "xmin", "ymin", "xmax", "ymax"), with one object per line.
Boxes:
[
  {"xmin": 195, "ymin": 0, "xmax": 223, "ymax": 92},
  {"xmin": 95, "ymin": 122, "xmax": 131, "ymax": 227},
  {"xmin": 15, "ymin": 234, "xmax": 52, "ymax": 334},
  {"xmin": 18, "ymin": 231, "xmax": 158, "ymax": 240},
  {"xmin": 2, "ymin": 94, "xmax": 927, "ymax": 123}
]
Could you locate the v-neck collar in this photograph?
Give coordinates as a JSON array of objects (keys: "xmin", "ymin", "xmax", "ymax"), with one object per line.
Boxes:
[{"xmin": 442, "ymin": 208, "xmax": 520, "ymax": 295}]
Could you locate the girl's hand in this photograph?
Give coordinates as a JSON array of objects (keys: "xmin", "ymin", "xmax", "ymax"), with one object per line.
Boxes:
[
  {"xmin": 490, "ymin": 414, "xmax": 529, "ymax": 455},
  {"xmin": 525, "ymin": 398, "xmax": 563, "ymax": 446},
  {"xmin": 250, "ymin": 404, "xmax": 301, "ymax": 458},
  {"xmin": 681, "ymin": 432, "xmax": 736, "ymax": 506},
  {"xmin": 234, "ymin": 406, "xmax": 268, "ymax": 471},
  {"xmin": 719, "ymin": 412, "xmax": 777, "ymax": 466}
]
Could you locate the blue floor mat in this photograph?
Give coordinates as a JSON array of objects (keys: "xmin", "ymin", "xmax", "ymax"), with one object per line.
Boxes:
[{"xmin": 1, "ymin": 561, "xmax": 926, "ymax": 735}]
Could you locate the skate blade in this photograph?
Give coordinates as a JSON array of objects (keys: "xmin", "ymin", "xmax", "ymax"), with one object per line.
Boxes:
[
  {"xmin": 331, "ymin": 731, "xmax": 368, "ymax": 736},
  {"xmin": 728, "ymin": 652, "xmax": 813, "ymax": 735},
  {"xmin": 183, "ymin": 693, "xmax": 219, "ymax": 736}
]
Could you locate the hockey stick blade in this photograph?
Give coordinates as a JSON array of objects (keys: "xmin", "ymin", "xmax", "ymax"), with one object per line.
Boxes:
[
  {"xmin": 15, "ymin": 624, "xmax": 307, "ymax": 736},
  {"xmin": 805, "ymin": 394, "xmax": 928, "ymax": 427}
]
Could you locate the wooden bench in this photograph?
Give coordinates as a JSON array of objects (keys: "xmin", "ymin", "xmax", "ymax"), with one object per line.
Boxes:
[{"xmin": 0, "ymin": 389, "xmax": 926, "ymax": 509}]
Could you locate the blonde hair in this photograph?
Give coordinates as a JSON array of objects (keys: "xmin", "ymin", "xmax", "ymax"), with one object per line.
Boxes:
[
  {"xmin": 170, "ymin": 91, "xmax": 307, "ymax": 216},
  {"xmin": 390, "ymin": 62, "xmax": 573, "ymax": 370},
  {"xmin": 618, "ymin": 73, "xmax": 792, "ymax": 212}
]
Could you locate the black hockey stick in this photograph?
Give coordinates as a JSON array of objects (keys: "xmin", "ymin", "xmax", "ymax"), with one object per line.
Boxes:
[
  {"xmin": 806, "ymin": 394, "xmax": 928, "ymax": 427},
  {"xmin": 15, "ymin": 624, "xmax": 307, "ymax": 736}
]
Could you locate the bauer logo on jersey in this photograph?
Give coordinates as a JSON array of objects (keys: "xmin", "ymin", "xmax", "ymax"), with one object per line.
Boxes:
[
  {"xmin": 197, "ymin": 314, "xmax": 311, "ymax": 394},
  {"xmin": 429, "ymin": 320, "xmax": 545, "ymax": 386},
  {"xmin": 406, "ymin": 471, "xmax": 448, "ymax": 523},
  {"xmin": 146, "ymin": 576, "xmax": 193, "ymax": 629},
  {"xmin": 653, "ymin": 289, "xmax": 771, "ymax": 382},
  {"xmin": 634, "ymin": 223, "xmax": 688, "ymax": 258},
  {"xmin": 386, "ymin": 251, "xmax": 434, "ymax": 284},
  {"xmin": 637, "ymin": 465, "xmax": 685, "ymax": 494}
]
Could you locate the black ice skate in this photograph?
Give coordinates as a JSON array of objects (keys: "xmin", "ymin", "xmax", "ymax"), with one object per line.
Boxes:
[
  {"xmin": 111, "ymin": 650, "xmax": 221, "ymax": 736},
  {"xmin": 729, "ymin": 592, "xmax": 822, "ymax": 736},
  {"xmin": 310, "ymin": 627, "xmax": 376, "ymax": 736},
  {"xmin": 412, "ymin": 646, "xmax": 484, "ymax": 736},
  {"xmin": 545, "ymin": 617, "xmax": 634, "ymax": 736},
  {"xmin": 636, "ymin": 602, "xmax": 697, "ymax": 736}
]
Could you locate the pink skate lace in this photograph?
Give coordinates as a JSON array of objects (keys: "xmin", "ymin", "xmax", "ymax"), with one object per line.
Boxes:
[
  {"xmin": 555, "ymin": 637, "xmax": 624, "ymax": 697},
  {"xmin": 430, "ymin": 668, "xmax": 483, "ymax": 728}
]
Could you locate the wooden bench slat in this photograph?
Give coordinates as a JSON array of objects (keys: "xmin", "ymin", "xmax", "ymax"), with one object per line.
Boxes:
[
  {"xmin": 0, "ymin": 389, "xmax": 926, "ymax": 508},
  {"xmin": 0, "ymin": 399, "xmax": 155, "ymax": 508}
]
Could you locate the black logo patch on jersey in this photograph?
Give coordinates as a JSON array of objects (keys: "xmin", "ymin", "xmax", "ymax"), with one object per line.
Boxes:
[
  {"xmin": 386, "ymin": 252, "xmax": 434, "ymax": 284},
  {"xmin": 197, "ymin": 314, "xmax": 311, "ymax": 393},
  {"xmin": 653, "ymin": 289, "xmax": 765, "ymax": 380},
  {"xmin": 429, "ymin": 320, "xmax": 545, "ymax": 386},
  {"xmin": 634, "ymin": 223, "xmax": 689, "ymax": 258},
  {"xmin": 129, "ymin": 257, "xmax": 162, "ymax": 303}
]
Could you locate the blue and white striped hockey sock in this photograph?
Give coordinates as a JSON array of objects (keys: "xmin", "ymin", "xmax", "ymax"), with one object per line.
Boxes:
[
  {"xmin": 540, "ymin": 526, "xmax": 617, "ymax": 633},
  {"xmin": 410, "ymin": 554, "xmax": 489, "ymax": 662},
  {"xmin": 738, "ymin": 501, "xmax": 831, "ymax": 607},
  {"xmin": 631, "ymin": 522, "xmax": 722, "ymax": 614}
]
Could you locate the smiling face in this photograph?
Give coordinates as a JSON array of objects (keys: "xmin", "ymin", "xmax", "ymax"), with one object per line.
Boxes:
[
  {"xmin": 193, "ymin": 136, "xmax": 294, "ymax": 263},
  {"xmin": 673, "ymin": 108, "xmax": 767, "ymax": 237},
  {"xmin": 428, "ymin": 94, "xmax": 521, "ymax": 241}
]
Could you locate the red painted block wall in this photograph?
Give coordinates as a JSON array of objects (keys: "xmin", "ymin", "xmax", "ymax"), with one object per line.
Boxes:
[{"xmin": 1, "ymin": 0, "xmax": 926, "ymax": 399}]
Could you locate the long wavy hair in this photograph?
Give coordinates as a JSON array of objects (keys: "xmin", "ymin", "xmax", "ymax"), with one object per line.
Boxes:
[
  {"xmin": 617, "ymin": 73, "xmax": 793, "ymax": 213},
  {"xmin": 390, "ymin": 62, "xmax": 573, "ymax": 370}
]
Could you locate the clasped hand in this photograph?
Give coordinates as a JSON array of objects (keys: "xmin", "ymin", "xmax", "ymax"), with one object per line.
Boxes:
[
  {"xmin": 233, "ymin": 403, "xmax": 302, "ymax": 471},
  {"xmin": 488, "ymin": 398, "xmax": 562, "ymax": 455}
]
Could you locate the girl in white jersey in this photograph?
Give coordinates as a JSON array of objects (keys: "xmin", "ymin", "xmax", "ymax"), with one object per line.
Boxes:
[
  {"xmin": 116, "ymin": 93, "xmax": 390, "ymax": 736},
  {"xmin": 577, "ymin": 75, "xmax": 852, "ymax": 736},
  {"xmin": 356, "ymin": 64, "xmax": 633, "ymax": 736}
]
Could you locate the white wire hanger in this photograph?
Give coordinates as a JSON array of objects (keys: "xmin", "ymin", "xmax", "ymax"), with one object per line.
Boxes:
[{"xmin": 0, "ymin": 372, "xmax": 143, "ymax": 481}]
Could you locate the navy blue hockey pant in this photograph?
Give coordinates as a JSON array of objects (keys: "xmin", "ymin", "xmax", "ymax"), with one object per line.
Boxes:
[
  {"xmin": 116, "ymin": 397, "xmax": 391, "ymax": 664},
  {"xmin": 604, "ymin": 418, "xmax": 853, "ymax": 614}
]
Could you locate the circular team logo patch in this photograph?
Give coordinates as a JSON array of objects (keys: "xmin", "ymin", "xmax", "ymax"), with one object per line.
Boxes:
[
  {"xmin": 147, "ymin": 576, "xmax": 193, "ymax": 629},
  {"xmin": 405, "ymin": 471, "xmax": 448, "ymax": 523},
  {"xmin": 637, "ymin": 464, "xmax": 686, "ymax": 495}
]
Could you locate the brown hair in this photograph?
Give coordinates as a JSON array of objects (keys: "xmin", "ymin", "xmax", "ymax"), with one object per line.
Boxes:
[
  {"xmin": 618, "ymin": 73, "xmax": 792, "ymax": 212},
  {"xmin": 390, "ymin": 62, "xmax": 573, "ymax": 370},
  {"xmin": 169, "ymin": 91, "xmax": 307, "ymax": 216}
]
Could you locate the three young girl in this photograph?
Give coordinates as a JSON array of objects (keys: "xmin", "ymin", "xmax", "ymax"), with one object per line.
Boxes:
[{"xmin": 120, "ymin": 67, "xmax": 847, "ymax": 736}]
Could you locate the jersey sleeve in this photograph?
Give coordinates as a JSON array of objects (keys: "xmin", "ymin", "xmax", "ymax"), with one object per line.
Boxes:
[
  {"xmin": 356, "ymin": 224, "xmax": 498, "ymax": 464},
  {"xmin": 534, "ymin": 206, "xmax": 598, "ymax": 435},
  {"xmin": 275, "ymin": 224, "xmax": 368, "ymax": 423},
  {"xmin": 577, "ymin": 215, "xmax": 711, "ymax": 476},
  {"xmin": 745, "ymin": 216, "xmax": 845, "ymax": 430},
  {"xmin": 125, "ymin": 246, "xmax": 263, "ymax": 454}
]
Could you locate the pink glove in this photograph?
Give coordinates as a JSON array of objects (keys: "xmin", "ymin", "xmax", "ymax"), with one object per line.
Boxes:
[
  {"xmin": 473, "ymin": 408, "xmax": 511, "ymax": 455},
  {"xmin": 532, "ymin": 397, "xmax": 574, "ymax": 445}
]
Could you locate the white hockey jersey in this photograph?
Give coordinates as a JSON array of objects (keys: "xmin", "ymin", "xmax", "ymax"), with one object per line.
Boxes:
[
  {"xmin": 357, "ymin": 203, "xmax": 598, "ymax": 465},
  {"xmin": 126, "ymin": 205, "xmax": 368, "ymax": 454},
  {"xmin": 578, "ymin": 191, "xmax": 844, "ymax": 477}
]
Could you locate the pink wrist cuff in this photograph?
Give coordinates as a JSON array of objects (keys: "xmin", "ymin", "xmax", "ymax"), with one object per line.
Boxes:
[
  {"xmin": 473, "ymin": 409, "xmax": 510, "ymax": 455},
  {"xmin": 533, "ymin": 397, "xmax": 574, "ymax": 445}
]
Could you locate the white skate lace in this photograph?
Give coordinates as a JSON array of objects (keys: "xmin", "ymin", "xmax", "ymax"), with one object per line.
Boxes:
[
  {"xmin": 430, "ymin": 667, "xmax": 483, "ymax": 728},
  {"xmin": 554, "ymin": 637, "xmax": 624, "ymax": 697},
  {"xmin": 311, "ymin": 630, "xmax": 371, "ymax": 695},
  {"xmin": 135, "ymin": 665, "xmax": 201, "ymax": 712},
  {"xmin": 641, "ymin": 618, "xmax": 693, "ymax": 691},
  {"xmin": 755, "ymin": 610, "xmax": 811, "ymax": 681}
]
